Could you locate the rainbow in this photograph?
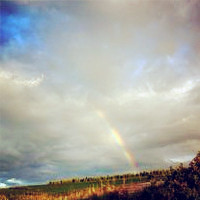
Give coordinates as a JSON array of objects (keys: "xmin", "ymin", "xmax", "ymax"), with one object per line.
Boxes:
[{"xmin": 96, "ymin": 110, "xmax": 138, "ymax": 169}]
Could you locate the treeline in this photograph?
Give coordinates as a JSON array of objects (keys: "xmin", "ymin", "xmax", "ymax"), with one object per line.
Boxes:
[
  {"xmin": 48, "ymin": 168, "xmax": 172, "ymax": 186},
  {"xmin": 86, "ymin": 151, "xmax": 200, "ymax": 200}
]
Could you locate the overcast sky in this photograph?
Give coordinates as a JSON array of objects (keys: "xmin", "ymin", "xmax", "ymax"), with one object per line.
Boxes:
[{"xmin": 0, "ymin": 0, "xmax": 200, "ymax": 187}]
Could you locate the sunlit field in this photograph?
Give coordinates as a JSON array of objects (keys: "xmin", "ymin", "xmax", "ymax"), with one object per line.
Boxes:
[
  {"xmin": 0, "ymin": 172, "xmax": 154, "ymax": 200},
  {"xmin": 0, "ymin": 168, "xmax": 173, "ymax": 200}
]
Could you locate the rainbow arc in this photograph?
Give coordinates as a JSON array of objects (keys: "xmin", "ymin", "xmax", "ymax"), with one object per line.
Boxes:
[{"xmin": 96, "ymin": 110, "xmax": 138, "ymax": 169}]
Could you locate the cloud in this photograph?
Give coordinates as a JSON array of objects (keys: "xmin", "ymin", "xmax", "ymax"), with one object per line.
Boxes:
[
  {"xmin": 6, "ymin": 178, "xmax": 23, "ymax": 185},
  {"xmin": 0, "ymin": 183, "xmax": 7, "ymax": 188},
  {"xmin": 0, "ymin": 70, "xmax": 44, "ymax": 87},
  {"xmin": 167, "ymin": 155, "xmax": 195, "ymax": 164},
  {"xmin": 0, "ymin": 0, "xmax": 200, "ymax": 185}
]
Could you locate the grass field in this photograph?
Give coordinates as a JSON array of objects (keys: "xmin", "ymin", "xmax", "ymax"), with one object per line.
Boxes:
[{"xmin": 0, "ymin": 175, "xmax": 150, "ymax": 199}]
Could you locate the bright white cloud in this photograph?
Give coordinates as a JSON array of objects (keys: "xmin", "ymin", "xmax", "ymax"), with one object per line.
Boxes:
[
  {"xmin": 0, "ymin": 183, "xmax": 7, "ymax": 188},
  {"xmin": 6, "ymin": 178, "xmax": 23, "ymax": 185},
  {"xmin": 0, "ymin": 70, "xmax": 44, "ymax": 87},
  {"xmin": 167, "ymin": 154, "xmax": 195, "ymax": 164}
]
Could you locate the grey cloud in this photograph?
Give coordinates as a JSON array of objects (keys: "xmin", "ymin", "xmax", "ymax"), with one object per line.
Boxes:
[{"xmin": 0, "ymin": 0, "xmax": 200, "ymax": 185}]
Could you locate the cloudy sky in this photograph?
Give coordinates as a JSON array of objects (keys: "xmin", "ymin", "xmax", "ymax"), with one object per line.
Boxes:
[{"xmin": 0, "ymin": 0, "xmax": 200, "ymax": 186}]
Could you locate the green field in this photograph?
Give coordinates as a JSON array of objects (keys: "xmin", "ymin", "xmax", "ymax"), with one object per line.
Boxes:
[{"xmin": 0, "ymin": 175, "xmax": 149, "ymax": 196}]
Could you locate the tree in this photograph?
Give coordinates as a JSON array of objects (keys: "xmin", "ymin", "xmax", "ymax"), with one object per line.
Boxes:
[{"xmin": 189, "ymin": 151, "xmax": 200, "ymax": 172}]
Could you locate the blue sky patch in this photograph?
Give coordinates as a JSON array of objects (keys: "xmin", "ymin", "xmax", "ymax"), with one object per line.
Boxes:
[{"xmin": 0, "ymin": 1, "xmax": 40, "ymax": 48}]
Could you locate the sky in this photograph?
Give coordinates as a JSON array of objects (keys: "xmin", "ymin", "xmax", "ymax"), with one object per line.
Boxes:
[{"xmin": 0, "ymin": 0, "xmax": 200, "ymax": 187}]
